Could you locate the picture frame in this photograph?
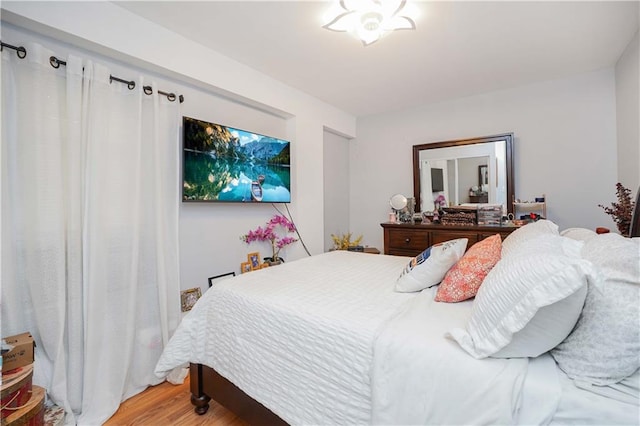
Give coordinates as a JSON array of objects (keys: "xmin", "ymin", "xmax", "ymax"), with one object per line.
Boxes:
[
  {"xmin": 260, "ymin": 263, "xmax": 270, "ymax": 269},
  {"xmin": 208, "ymin": 272, "xmax": 236, "ymax": 288},
  {"xmin": 247, "ymin": 252, "xmax": 261, "ymax": 270},
  {"xmin": 241, "ymin": 261, "xmax": 252, "ymax": 274},
  {"xmin": 180, "ymin": 287, "xmax": 202, "ymax": 312}
]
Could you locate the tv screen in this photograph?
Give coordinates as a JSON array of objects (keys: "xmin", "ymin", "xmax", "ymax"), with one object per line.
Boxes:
[
  {"xmin": 182, "ymin": 116, "xmax": 291, "ymax": 203},
  {"xmin": 431, "ymin": 168, "xmax": 444, "ymax": 192}
]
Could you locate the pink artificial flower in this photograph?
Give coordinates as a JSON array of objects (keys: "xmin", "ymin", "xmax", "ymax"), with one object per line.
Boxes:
[
  {"xmin": 277, "ymin": 236, "xmax": 297, "ymax": 249},
  {"xmin": 268, "ymin": 215, "xmax": 297, "ymax": 233},
  {"xmin": 435, "ymin": 194, "xmax": 447, "ymax": 209},
  {"xmin": 241, "ymin": 214, "xmax": 299, "ymax": 260}
]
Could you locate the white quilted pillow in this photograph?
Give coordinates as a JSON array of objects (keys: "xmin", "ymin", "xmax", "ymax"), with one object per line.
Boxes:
[
  {"xmin": 502, "ymin": 233, "xmax": 583, "ymax": 260},
  {"xmin": 502, "ymin": 219, "xmax": 559, "ymax": 258},
  {"xmin": 560, "ymin": 227, "xmax": 598, "ymax": 242},
  {"xmin": 395, "ymin": 238, "xmax": 468, "ymax": 292},
  {"xmin": 447, "ymin": 237, "xmax": 594, "ymax": 359},
  {"xmin": 551, "ymin": 234, "xmax": 640, "ymax": 385}
]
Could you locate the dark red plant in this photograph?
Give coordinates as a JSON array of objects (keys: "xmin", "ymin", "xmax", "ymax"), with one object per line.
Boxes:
[{"xmin": 598, "ymin": 183, "xmax": 635, "ymax": 236}]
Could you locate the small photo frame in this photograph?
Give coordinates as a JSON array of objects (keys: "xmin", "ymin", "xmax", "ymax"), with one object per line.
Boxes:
[
  {"xmin": 247, "ymin": 252, "xmax": 261, "ymax": 270},
  {"xmin": 208, "ymin": 272, "xmax": 236, "ymax": 288},
  {"xmin": 181, "ymin": 287, "xmax": 202, "ymax": 312},
  {"xmin": 241, "ymin": 261, "xmax": 252, "ymax": 274},
  {"xmin": 260, "ymin": 263, "xmax": 270, "ymax": 269}
]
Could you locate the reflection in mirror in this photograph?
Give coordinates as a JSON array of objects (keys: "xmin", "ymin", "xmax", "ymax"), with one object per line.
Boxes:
[{"xmin": 413, "ymin": 133, "xmax": 514, "ymax": 214}]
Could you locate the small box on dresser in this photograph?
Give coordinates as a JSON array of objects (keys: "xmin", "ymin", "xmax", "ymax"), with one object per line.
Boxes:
[{"xmin": 477, "ymin": 204, "xmax": 504, "ymax": 226}]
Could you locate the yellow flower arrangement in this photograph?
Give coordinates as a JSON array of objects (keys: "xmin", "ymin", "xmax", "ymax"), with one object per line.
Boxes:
[{"xmin": 331, "ymin": 232, "xmax": 363, "ymax": 250}]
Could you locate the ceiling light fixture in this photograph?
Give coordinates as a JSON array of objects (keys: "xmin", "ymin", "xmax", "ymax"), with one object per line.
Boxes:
[{"xmin": 322, "ymin": 0, "xmax": 417, "ymax": 46}]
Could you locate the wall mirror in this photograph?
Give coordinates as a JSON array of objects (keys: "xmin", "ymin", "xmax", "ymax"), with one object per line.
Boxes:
[{"xmin": 413, "ymin": 133, "xmax": 514, "ymax": 214}]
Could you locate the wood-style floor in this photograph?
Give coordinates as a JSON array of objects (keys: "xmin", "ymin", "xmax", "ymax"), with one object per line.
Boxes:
[{"xmin": 104, "ymin": 376, "xmax": 248, "ymax": 426}]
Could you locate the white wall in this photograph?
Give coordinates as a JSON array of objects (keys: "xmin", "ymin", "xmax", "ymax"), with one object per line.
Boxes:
[
  {"xmin": 1, "ymin": 2, "xmax": 357, "ymax": 296},
  {"xmin": 351, "ymin": 69, "xmax": 618, "ymax": 250},
  {"xmin": 615, "ymin": 30, "xmax": 640, "ymax": 192},
  {"xmin": 3, "ymin": 2, "xmax": 633, "ymax": 286},
  {"xmin": 323, "ymin": 131, "xmax": 350, "ymax": 251}
]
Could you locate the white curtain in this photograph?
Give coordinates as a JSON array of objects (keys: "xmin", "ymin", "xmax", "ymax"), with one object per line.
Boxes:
[{"xmin": 1, "ymin": 42, "xmax": 181, "ymax": 424}]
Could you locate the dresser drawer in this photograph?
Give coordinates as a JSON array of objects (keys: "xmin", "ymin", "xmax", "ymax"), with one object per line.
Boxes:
[
  {"xmin": 386, "ymin": 228, "xmax": 430, "ymax": 253},
  {"xmin": 431, "ymin": 230, "xmax": 480, "ymax": 247},
  {"xmin": 382, "ymin": 223, "xmax": 517, "ymax": 257}
]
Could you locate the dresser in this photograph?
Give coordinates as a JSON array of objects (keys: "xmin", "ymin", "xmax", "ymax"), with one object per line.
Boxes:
[{"xmin": 381, "ymin": 222, "xmax": 517, "ymax": 257}]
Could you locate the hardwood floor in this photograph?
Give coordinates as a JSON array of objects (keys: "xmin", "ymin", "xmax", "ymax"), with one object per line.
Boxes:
[{"xmin": 105, "ymin": 376, "xmax": 248, "ymax": 426}]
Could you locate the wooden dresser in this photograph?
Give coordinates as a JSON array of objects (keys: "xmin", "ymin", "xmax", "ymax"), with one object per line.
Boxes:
[{"xmin": 381, "ymin": 222, "xmax": 517, "ymax": 257}]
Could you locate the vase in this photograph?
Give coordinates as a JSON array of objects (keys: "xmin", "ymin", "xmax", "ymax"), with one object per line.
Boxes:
[{"xmin": 264, "ymin": 257, "xmax": 284, "ymax": 266}]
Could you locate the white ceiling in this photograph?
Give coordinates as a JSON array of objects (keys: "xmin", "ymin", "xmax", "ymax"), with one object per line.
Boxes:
[{"xmin": 116, "ymin": 1, "xmax": 639, "ymax": 118}]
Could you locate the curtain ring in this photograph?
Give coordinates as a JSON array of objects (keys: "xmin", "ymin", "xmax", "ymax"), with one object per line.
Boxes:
[
  {"xmin": 179, "ymin": 95, "xmax": 184, "ymax": 104},
  {"xmin": 49, "ymin": 56, "xmax": 60, "ymax": 69},
  {"xmin": 127, "ymin": 81, "xmax": 136, "ymax": 90},
  {"xmin": 16, "ymin": 46, "xmax": 27, "ymax": 59},
  {"xmin": 143, "ymin": 86, "xmax": 153, "ymax": 95},
  {"xmin": 166, "ymin": 93, "xmax": 176, "ymax": 102}
]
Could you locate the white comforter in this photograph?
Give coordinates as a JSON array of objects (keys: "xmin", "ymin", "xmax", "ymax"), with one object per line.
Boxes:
[
  {"xmin": 371, "ymin": 286, "xmax": 531, "ymax": 425},
  {"xmin": 155, "ymin": 251, "xmax": 569, "ymax": 424},
  {"xmin": 155, "ymin": 251, "xmax": 415, "ymax": 424}
]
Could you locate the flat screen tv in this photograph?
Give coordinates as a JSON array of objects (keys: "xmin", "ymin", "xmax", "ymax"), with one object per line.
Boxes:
[
  {"xmin": 431, "ymin": 168, "xmax": 444, "ymax": 192},
  {"xmin": 182, "ymin": 116, "xmax": 291, "ymax": 203}
]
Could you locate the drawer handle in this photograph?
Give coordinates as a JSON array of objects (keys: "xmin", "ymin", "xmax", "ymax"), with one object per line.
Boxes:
[{"xmin": 405, "ymin": 238, "xmax": 411, "ymax": 243}]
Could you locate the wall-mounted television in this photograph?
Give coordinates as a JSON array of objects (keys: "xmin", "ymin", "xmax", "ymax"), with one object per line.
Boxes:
[
  {"xmin": 431, "ymin": 168, "xmax": 444, "ymax": 192},
  {"xmin": 182, "ymin": 116, "xmax": 291, "ymax": 203}
]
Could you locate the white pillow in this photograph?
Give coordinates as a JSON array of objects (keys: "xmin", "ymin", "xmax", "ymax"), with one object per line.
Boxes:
[
  {"xmin": 395, "ymin": 238, "xmax": 468, "ymax": 292},
  {"xmin": 493, "ymin": 285, "xmax": 587, "ymax": 358},
  {"xmin": 502, "ymin": 219, "xmax": 559, "ymax": 258},
  {"xmin": 447, "ymin": 240, "xmax": 594, "ymax": 359},
  {"xmin": 560, "ymin": 227, "xmax": 598, "ymax": 242},
  {"xmin": 551, "ymin": 234, "xmax": 640, "ymax": 385},
  {"xmin": 502, "ymin": 233, "xmax": 583, "ymax": 260}
]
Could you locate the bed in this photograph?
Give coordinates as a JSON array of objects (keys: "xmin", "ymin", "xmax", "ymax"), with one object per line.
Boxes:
[{"xmin": 155, "ymin": 219, "xmax": 640, "ymax": 425}]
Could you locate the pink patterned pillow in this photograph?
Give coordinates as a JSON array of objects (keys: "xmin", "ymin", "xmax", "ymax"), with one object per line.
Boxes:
[{"xmin": 435, "ymin": 234, "xmax": 502, "ymax": 303}]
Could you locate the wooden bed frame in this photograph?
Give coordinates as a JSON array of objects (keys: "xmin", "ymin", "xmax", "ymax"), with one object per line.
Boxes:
[{"xmin": 189, "ymin": 363, "xmax": 286, "ymax": 425}]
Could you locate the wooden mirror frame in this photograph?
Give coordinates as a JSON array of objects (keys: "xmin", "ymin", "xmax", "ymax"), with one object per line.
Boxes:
[{"xmin": 413, "ymin": 133, "xmax": 514, "ymax": 214}]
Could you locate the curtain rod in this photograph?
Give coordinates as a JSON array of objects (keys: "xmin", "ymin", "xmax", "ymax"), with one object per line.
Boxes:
[
  {"xmin": 1, "ymin": 41, "xmax": 27, "ymax": 58},
  {"xmin": 1, "ymin": 40, "xmax": 184, "ymax": 103}
]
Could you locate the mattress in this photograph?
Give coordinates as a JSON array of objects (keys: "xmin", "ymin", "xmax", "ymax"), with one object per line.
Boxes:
[{"xmin": 155, "ymin": 250, "xmax": 415, "ymax": 424}]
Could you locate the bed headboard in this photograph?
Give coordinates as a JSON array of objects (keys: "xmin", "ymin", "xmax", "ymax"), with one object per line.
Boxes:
[{"xmin": 630, "ymin": 186, "xmax": 640, "ymax": 237}]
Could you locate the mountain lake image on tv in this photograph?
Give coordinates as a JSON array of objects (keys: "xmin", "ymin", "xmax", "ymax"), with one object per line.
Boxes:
[{"xmin": 182, "ymin": 116, "xmax": 291, "ymax": 202}]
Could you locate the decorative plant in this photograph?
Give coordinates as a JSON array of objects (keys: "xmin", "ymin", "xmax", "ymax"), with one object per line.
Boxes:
[
  {"xmin": 331, "ymin": 232, "xmax": 363, "ymax": 250},
  {"xmin": 598, "ymin": 183, "xmax": 635, "ymax": 236},
  {"xmin": 241, "ymin": 215, "xmax": 298, "ymax": 263},
  {"xmin": 434, "ymin": 194, "xmax": 447, "ymax": 210}
]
